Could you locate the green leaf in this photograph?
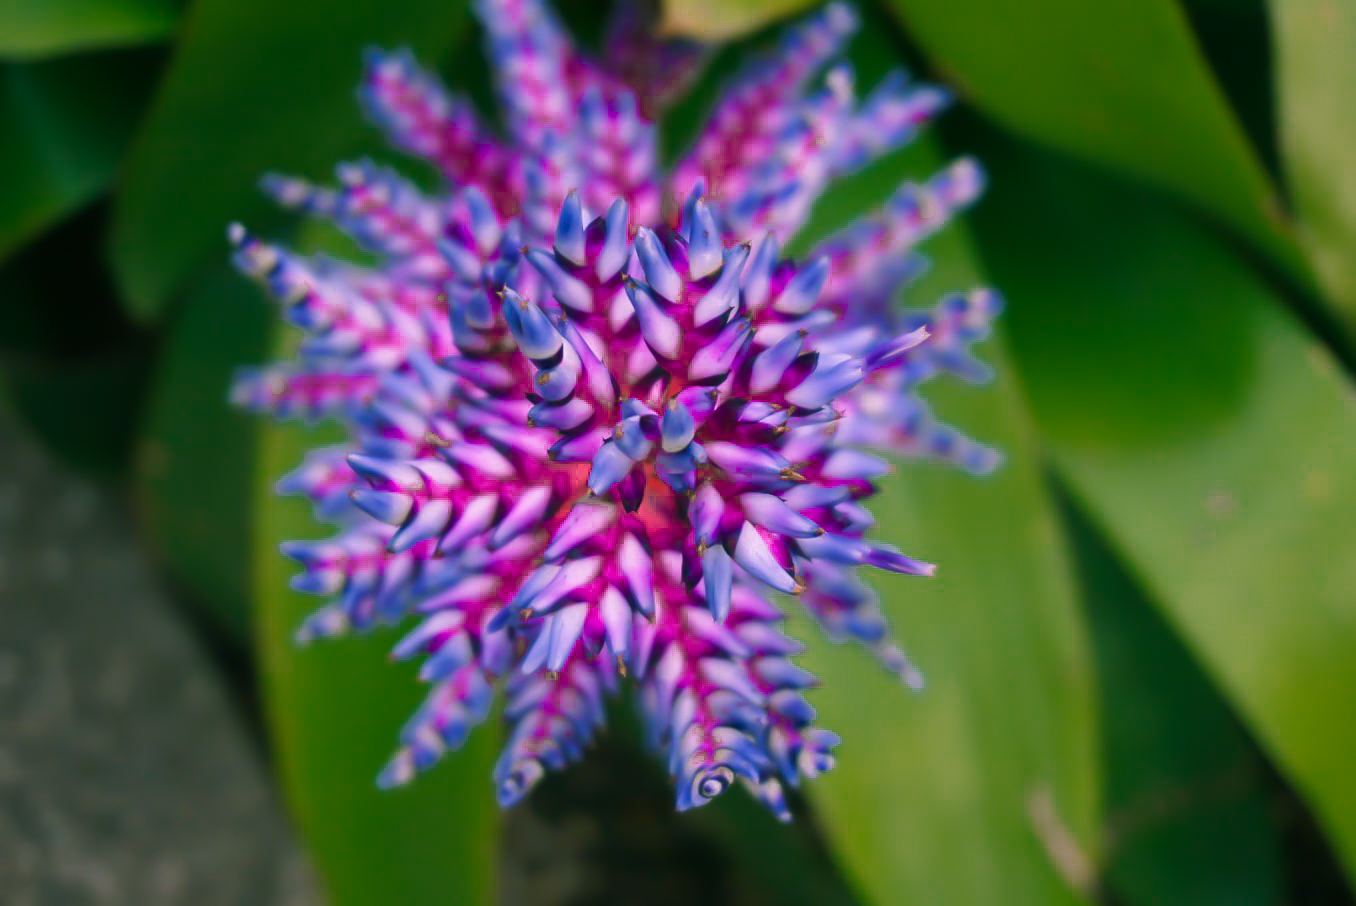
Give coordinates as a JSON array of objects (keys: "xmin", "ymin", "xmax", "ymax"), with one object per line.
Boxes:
[
  {"xmin": 796, "ymin": 152, "xmax": 1100, "ymax": 904},
  {"xmin": 0, "ymin": 0, "xmax": 177, "ymax": 59},
  {"xmin": 134, "ymin": 263, "xmax": 272, "ymax": 641},
  {"xmin": 660, "ymin": 0, "xmax": 818, "ymax": 41},
  {"xmin": 1272, "ymin": 0, "xmax": 1356, "ymax": 335},
  {"xmin": 1068, "ymin": 504, "xmax": 1282, "ymax": 906},
  {"xmin": 970, "ymin": 134, "xmax": 1356, "ymax": 888},
  {"xmin": 107, "ymin": 0, "xmax": 472, "ymax": 321},
  {"xmin": 0, "ymin": 50, "xmax": 160, "ymax": 260},
  {"xmin": 880, "ymin": 0, "xmax": 1304, "ymax": 277},
  {"xmin": 246, "ymin": 210, "xmax": 499, "ymax": 902},
  {"xmin": 719, "ymin": 12, "xmax": 1100, "ymax": 898},
  {"xmin": 254, "ymin": 340, "xmax": 500, "ymax": 906}
]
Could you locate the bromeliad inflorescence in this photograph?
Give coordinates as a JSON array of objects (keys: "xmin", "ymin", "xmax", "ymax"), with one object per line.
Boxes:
[{"xmin": 231, "ymin": 0, "xmax": 1002, "ymax": 818}]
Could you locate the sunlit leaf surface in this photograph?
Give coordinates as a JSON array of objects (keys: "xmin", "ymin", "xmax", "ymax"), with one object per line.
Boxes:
[
  {"xmin": 0, "ymin": 0, "xmax": 177, "ymax": 59},
  {"xmin": 974, "ymin": 137, "xmax": 1356, "ymax": 888}
]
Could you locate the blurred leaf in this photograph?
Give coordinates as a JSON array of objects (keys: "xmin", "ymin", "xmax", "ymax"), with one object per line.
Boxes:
[
  {"xmin": 254, "ymin": 345, "xmax": 500, "ymax": 906},
  {"xmin": 711, "ymin": 14, "xmax": 1101, "ymax": 899},
  {"xmin": 0, "ymin": 49, "xmax": 160, "ymax": 260},
  {"xmin": 794, "ymin": 151, "xmax": 1099, "ymax": 904},
  {"xmin": 1067, "ymin": 503, "xmax": 1282, "ymax": 906},
  {"xmin": 108, "ymin": 0, "xmax": 472, "ymax": 322},
  {"xmin": 1179, "ymin": 0, "xmax": 1280, "ymax": 183},
  {"xmin": 134, "ymin": 263, "xmax": 271, "ymax": 641},
  {"xmin": 1272, "ymin": 0, "xmax": 1356, "ymax": 335},
  {"xmin": 660, "ymin": 0, "xmax": 817, "ymax": 41},
  {"xmin": 970, "ymin": 134, "xmax": 1356, "ymax": 888},
  {"xmin": 0, "ymin": 0, "xmax": 177, "ymax": 59},
  {"xmin": 881, "ymin": 0, "xmax": 1305, "ymax": 278},
  {"xmin": 0, "ymin": 201, "xmax": 154, "ymax": 480},
  {"xmin": 2, "ymin": 344, "xmax": 152, "ymax": 481},
  {"xmin": 0, "ymin": 202, "xmax": 145, "ymax": 360}
]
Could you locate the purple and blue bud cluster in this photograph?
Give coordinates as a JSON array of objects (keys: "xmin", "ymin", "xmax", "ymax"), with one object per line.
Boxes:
[{"xmin": 232, "ymin": 0, "xmax": 1001, "ymax": 818}]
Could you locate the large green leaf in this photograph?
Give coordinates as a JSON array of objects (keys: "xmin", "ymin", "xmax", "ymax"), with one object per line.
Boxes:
[
  {"xmin": 794, "ymin": 157, "xmax": 1099, "ymax": 905},
  {"xmin": 0, "ymin": 0, "xmax": 177, "ymax": 59},
  {"xmin": 1068, "ymin": 505, "xmax": 1282, "ymax": 906},
  {"xmin": 880, "ymin": 0, "xmax": 1304, "ymax": 278},
  {"xmin": 108, "ymin": 0, "xmax": 471, "ymax": 321},
  {"xmin": 1272, "ymin": 0, "xmax": 1356, "ymax": 335},
  {"xmin": 694, "ymin": 12, "xmax": 1100, "ymax": 899},
  {"xmin": 0, "ymin": 50, "xmax": 160, "ymax": 260},
  {"xmin": 246, "ymin": 205, "xmax": 498, "ymax": 902},
  {"xmin": 254, "ymin": 364, "xmax": 500, "ymax": 906},
  {"xmin": 971, "ymin": 134, "xmax": 1356, "ymax": 887},
  {"xmin": 134, "ymin": 263, "xmax": 272, "ymax": 641}
]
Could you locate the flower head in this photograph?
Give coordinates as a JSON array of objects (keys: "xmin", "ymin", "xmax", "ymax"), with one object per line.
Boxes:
[{"xmin": 232, "ymin": 0, "xmax": 1001, "ymax": 817}]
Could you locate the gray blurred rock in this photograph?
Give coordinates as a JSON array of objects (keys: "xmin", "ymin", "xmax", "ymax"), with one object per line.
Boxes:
[{"xmin": 0, "ymin": 427, "xmax": 322, "ymax": 906}]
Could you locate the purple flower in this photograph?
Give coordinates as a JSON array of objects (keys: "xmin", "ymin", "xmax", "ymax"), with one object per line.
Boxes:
[{"xmin": 232, "ymin": 0, "xmax": 1001, "ymax": 818}]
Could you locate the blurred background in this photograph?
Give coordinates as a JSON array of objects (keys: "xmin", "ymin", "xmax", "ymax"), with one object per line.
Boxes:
[{"xmin": 3, "ymin": 0, "xmax": 1356, "ymax": 904}]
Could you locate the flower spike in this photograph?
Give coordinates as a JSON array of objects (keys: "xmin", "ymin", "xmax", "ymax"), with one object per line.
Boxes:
[{"xmin": 233, "ymin": 1, "xmax": 1003, "ymax": 817}]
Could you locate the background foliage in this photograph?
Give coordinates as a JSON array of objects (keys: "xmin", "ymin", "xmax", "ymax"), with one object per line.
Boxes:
[{"xmin": 3, "ymin": 0, "xmax": 1354, "ymax": 903}]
